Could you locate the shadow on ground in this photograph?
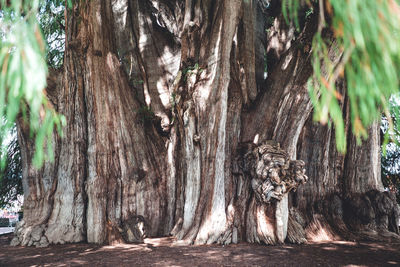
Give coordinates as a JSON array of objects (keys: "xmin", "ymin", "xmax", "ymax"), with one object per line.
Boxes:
[{"xmin": 0, "ymin": 234, "xmax": 399, "ymax": 266}]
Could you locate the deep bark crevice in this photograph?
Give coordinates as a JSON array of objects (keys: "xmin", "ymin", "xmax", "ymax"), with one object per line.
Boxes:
[{"xmin": 13, "ymin": 0, "xmax": 399, "ymax": 247}]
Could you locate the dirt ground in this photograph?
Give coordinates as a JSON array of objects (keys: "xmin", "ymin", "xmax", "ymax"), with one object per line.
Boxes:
[{"xmin": 0, "ymin": 233, "xmax": 399, "ymax": 267}]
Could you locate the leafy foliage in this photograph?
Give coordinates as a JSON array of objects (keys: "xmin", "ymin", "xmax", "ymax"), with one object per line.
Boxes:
[
  {"xmin": 381, "ymin": 99, "xmax": 400, "ymax": 203},
  {"xmin": 0, "ymin": 0, "xmax": 65, "ymax": 168},
  {"xmin": 38, "ymin": 0, "xmax": 66, "ymax": 68},
  {"xmin": 182, "ymin": 63, "xmax": 203, "ymax": 82},
  {"xmin": 381, "ymin": 143, "xmax": 400, "ymax": 204},
  {"xmin": 1, "ymin": 0, "xmax": 400, "ymax": 170},
  {"xmin": 284, "ymin": 0, "xmax": 400, "ymax": 152}
]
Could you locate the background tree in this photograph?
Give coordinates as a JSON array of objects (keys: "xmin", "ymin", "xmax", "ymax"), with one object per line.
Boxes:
[
  {"xmin": 0, "ymin": 0, "xmax": 65, "ymax": 209},
  {"xmin": 1, "ymin": 0, "xmax": 399, "ymax": 247},
  {"xmin": 382, "ymin": 99, "xmax": 400, "ymax": 204},
  {"xmin": 381, "ymin": 145, "xmax": 400, "ymax": 203},
  {"xmin": 0, "ymin": 127, "xmax": 22, "ymax": 209}
]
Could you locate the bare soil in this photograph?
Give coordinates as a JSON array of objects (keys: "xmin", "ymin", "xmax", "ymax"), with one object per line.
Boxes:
[{"xmin": 0, "ymin": 233, "xmax": 399, "ymax": 266}]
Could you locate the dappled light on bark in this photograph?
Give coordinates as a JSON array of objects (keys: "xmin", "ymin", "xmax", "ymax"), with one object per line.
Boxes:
[{"xmin": 11, "ymin": 0, "xmax": 400, "ymax": 247}]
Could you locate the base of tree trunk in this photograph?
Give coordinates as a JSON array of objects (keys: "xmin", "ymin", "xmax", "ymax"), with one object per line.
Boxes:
[
  {"xmin": 287, "ymin": 191, "xmax": 400, "ymax": 244},
  {"xmin": 11, "ymin": 0, "xmax": 400, "ymax": 248},
  {"xmin": 10, "ymin": 136, "xmax": 400, "ymax": 247},
  {"xmin": 11, "ymin": 190, "xmax": 399, "ymax": 248}
]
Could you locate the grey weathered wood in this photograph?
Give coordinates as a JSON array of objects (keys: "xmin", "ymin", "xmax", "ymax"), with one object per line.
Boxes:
[{"xmin": 12, "ymin": 0, "xmax": 399, "ymax": 247}]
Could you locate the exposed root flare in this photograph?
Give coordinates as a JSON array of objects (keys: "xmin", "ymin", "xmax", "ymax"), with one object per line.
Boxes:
[
  {"xmin": 286, "ymin": 208, "xmax": 307, "ymax": 244},
  {"xmin": 292, "ymin": 192, "xmax": 400, "ymax": 244},
  {"xmin": 11, "ymin": 221, "xmax": 49, "ymax": 248},
  {"xmin": 11, "ymin": 219, "xmax": 86, "ymax": 247},
  {"xmin": 343, "ymin": 191, "xmax": 400, "ymax": 237},
  {"xmin": 305, "ymin": 214, "xmax": 340, "ymax": 242}
]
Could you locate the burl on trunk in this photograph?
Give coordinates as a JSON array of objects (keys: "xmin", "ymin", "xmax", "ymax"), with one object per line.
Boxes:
[{"xmin": 12, "ymin": 0, "xmax": 399, "ymax": 247}]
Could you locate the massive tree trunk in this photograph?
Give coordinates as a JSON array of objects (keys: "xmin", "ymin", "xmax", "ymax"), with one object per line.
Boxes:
[{"xmin": 12, "ymin": 0, "xmax": 399, "ymax": 247}]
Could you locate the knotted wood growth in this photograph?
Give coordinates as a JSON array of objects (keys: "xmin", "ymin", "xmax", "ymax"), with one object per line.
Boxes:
[
  {"xmin": 13, "ymin": 0, "xmax": 398, "ymax": 247},
  {"xmin": 242, "ymin": 141, "xmax": 308, "ymax": 204}
]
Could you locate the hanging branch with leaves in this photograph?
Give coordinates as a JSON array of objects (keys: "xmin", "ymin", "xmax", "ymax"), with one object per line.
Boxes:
[
  {"xmin": 0, "ymin": 0, "xmax": 66, "ymax": 167},
  {"xmin": 284, "ymin": 0, "xmax": 400, "ymax": 152}
]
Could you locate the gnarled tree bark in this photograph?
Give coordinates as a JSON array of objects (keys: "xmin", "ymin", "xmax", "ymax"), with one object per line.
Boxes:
[{"xmin": 12, "ymin": 0, "xmax": 399, "ymax": 247}]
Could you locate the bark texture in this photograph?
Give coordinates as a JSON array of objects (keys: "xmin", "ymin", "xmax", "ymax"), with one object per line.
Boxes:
[{"xmin": 12, "ymin": 0, "xmax": 399, "ymax": 247}]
